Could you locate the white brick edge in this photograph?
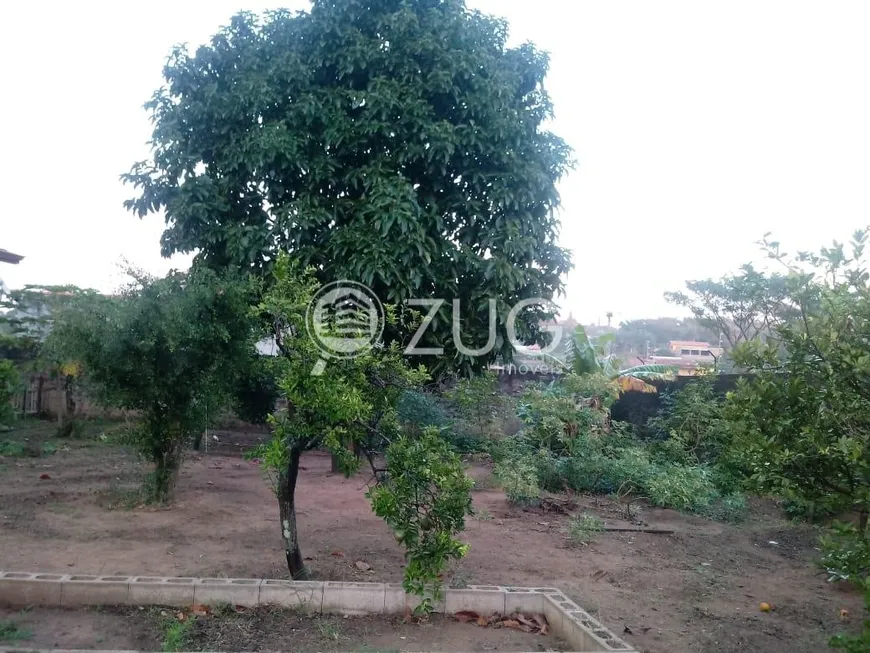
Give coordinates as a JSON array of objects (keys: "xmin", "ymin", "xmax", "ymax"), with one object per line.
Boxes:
[{"xmin": 0, "ymin": 571, "xmax": 636, "ymax": 653}]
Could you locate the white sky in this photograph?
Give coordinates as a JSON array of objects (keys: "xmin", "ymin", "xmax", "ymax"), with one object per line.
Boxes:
[{"xmin": 1, "ymin": 1, "xmax": 868, "ymax": 324}]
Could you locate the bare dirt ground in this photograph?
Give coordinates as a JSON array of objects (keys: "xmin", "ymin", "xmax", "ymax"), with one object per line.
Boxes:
[
  {"xmin": 0, "ymin": 606, "xmax": 560, "ymax": 652},
  {"xmin": 0, "ymin": 422, "xmax": 864, "ymax": 653}
]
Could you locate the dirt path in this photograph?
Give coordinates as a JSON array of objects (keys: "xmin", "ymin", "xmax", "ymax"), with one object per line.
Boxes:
[{"xmin": 0, "ymin": 433, "xmax": 862, "ymax": 653}]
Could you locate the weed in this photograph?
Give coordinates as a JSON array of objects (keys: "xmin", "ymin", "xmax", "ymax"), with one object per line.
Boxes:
[
  {"xmin": 449, "ymin": 566, "xmax": 472, "ymax": 588},
  {"xmin": 315, "ymin": 620, "xmax": 341, "ymax": 641},
  {"xmin": 473, "ymin": 508, "xmax": 493, "ymax": 522},
  {"xmin": 494, "ymin": 457, "xmax": 540, "ymax": 506},
  {"xmin": 567, "ymin": 512, "xmax": 604, "ymax": 547},
  {"xmin": 0, "ymin": 441, "xmax": 26, "ymax": 457},
  {"xmin": 0, "ymin": 619, "xmax": 32, "ymax": 643},
  {"xmin": 158, "ymin": 614, "xmax": 193, "ymax": 652}
]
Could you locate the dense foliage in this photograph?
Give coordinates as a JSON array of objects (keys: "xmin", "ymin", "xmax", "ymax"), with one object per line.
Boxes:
[
  {"xmin": 665, "ymin": 263, "xmax": 793, "ymax": 351},
  {"xmin": 47, "ymin": 269, "xmax": 257, "ymax": 502},
  {"xmin": 0, "ymin": 359, "xmax": 20, "ymax": 427},
  {"xmin": 368, "ymin": 427, "xmax": 473, "ymax": 613},
  {"xmin": 251, "ymin": 255, "xmax": 431, "ymax": 578},
  {"xmin": 726, "ymin": 231, "xmax": 870, "ymax": 528},
  {"xmin": 123, "ymin": 1, "xmax": 573, "ymax": 374}
]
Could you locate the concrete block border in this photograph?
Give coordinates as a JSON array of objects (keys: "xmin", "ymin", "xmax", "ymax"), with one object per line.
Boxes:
[{"xmin": 0, "ymin": 571, "xmax": 636, "ymax": 652}]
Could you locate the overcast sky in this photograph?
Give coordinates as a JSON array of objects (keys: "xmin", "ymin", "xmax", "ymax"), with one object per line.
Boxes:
[{"xmin": 2, "ymin": 1, "xmax": 868, "ymax": 324}]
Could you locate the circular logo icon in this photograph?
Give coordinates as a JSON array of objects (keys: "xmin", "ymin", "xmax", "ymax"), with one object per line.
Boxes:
[{"xmin": 306, "ymin": 281, "xmax": 384, "ymax": 359}]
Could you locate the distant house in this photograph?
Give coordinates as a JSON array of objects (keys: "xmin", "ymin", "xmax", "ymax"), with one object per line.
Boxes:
[
  {"xmin": 0, "ymin": 249, "xmax": 24, "ymax": 265},
  {"xmin": 650, "ymin": 340, "xmax": 722, "ymax": 376}
]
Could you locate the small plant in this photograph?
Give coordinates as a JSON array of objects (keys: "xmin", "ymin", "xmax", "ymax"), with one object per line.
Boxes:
[
  {"xmin": 368, "ymin": 428, "xmax": 473, "ymax": 615},
  {"xmin": 473, "ymin": 508, "xmax": 493, "ymax": 522},
  {"xmin": 567, "ymin": 513, "xmax": 604, "ymax": 547},
  {"xmin": 494, "ymin": 456, "xmax": 540, "ymax": 506},
  {"xmin": 158, "ymin": 613, "xmax": 193, "ymax": 652},
  {"xmin": 820, "ymin": 522, "xmax": 870, "ymax": 583},
  {"xmin": 315, "ymin": 621, "xmax": 341, "ymax": 641},
  {"xmin": 831, "ymin": 579, "xmax": 870, "ymax": 651},
  {"xmin": 0, "ymin": 619, "xmax": 32, "ymax": 643}
]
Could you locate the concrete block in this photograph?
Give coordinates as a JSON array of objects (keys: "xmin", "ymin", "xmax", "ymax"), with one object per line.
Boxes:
[
  {"xmin": 193, "ymin": 578, "xmax": 260, "ymax": 607},
  {"xmin": 258, "ymin": 580, "xmax": 323, "ymax": 611},
  {"xmin": 541, "ymin": 593, "xmax": 565, "ymax": 634},
  {"xmin": 128, "ymin": 576, "xmax": 195, "ymax": 607},
  {"xmin": 322, "ymin": 582, "xmax": 386, "ymax": 615},
  {"xmin": 0, "ymin": 572, "xmax": 65, "ymax": 606},
  {"xmin": 384, "ymin": 583, "xmax": 406, "ymax": 614},
  {"xmin": 445, "ymin": 586, "xmax": 505, "ymax": 615},
  {"xmin": 62, "ymin": 575, "xmax": 130, "ymax": 606},
  {"xmin": 504, "ymin": 587, "xmax": 543, "ymax": 614}
]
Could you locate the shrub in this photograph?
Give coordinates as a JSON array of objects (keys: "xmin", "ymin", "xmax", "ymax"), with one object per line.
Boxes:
[
  {"xmin": 820, "ymin": 522, "xmax": 870, "ymax": 583},
  {"xmin": 0, "ymin": 360, "xmax": 21, "ymax": 428},
  {"xmin": 697, "ymin": 493, "xmax": 749, "ymax": 522},
  {"xmin": 494, "ymin": 456, "xmax": 540, "ymax": 507},
  {"xmin": 398, "ymin": 390, "xmax": 486, "ymax": 453},
  {"xmin": 368, "ymin": 428, "xmax": 473, "ymax": 614},
  {"xmin": 567, "ymin": 513, "xmax": 604, "ymax": 546},
  {"xmin": 645, "ymin": 465, "xmax": 719, "ymax": 512}
]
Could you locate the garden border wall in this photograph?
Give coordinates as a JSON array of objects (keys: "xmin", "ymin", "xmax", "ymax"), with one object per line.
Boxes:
[{"xmin": 0, "ymin": 570, "xmax": 636, "ymax": 653}]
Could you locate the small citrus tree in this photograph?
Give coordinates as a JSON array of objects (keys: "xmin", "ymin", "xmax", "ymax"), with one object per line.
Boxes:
[
  {"xmin": 252, "ymin": 256, "xmax": 472, "ymax": 588},
  {"xmin": 47, "ymin": 268, "xmax": 257, "ymax": 502},
  {"xmin": 727, "ymin": 229, "xmax": 870, "ymax": 527}
]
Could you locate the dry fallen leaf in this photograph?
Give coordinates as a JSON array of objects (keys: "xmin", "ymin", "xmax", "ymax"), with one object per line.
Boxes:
[
  {"xmin": 39, "ymin": 473, "xmax": 51, "ymax": 480},
  {"xmin": 176, "ymin": 611, "xmax": 186, "ymax": 622},
  {"xmin": 475, "ymin": 616, "xmax": 489, "ymax": 627},
  {"xmin": 354, "ymin": 561, "xmax": 371, "ymax": 571},
  {"xmin": 190, "ymin": 604, "xmax": 209, "ymax": 616},
  {"xmin": 330, "ymin": 550, "xmax": 345, "ymax": 557},
  {"xmin": 454, "ymin": 611, "xmax": 480, "ymax": 623},
  {"xmin": 502, "ymin": 619, "xmax": 522, "ymax": 630}
]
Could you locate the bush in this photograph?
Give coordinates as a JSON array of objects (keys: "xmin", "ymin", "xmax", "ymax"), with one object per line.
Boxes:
[
  {"xmin": 645, "ymin": 465, "xmax": 718, "ymax": 512},
  {"xmin": 820, "ymin": 522, "xmax": 870, "ymax": 583},
  {"xmin": 567, "ymin": 512, "xmax": 603, "ymax": 546},
  {"xmin": 494, "ymin": 456, "xmax": 540, "ymax": 506},
  {"xmin": 368, "ymin": 428, "xmax": 473, "ymax": 614},
  {"xmin": 0, "ymin": 360, "xmax": 21, "ymax": 428}
]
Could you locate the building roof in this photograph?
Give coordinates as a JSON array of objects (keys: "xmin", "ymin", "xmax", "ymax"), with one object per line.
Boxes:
[
  {"xmin": 0, "ymin": 249, "xmax": 24, "ymax": 264},
  {"xmin": 668, "ymin": 340, "xmax": 713, "ymax": 349}
]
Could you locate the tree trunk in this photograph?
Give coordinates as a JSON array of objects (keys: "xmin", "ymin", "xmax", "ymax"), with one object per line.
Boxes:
[
  {"xmin": 64, "ymin": 375, "xmax": 76, "ymax": 415},
  {"xmin": 150, "ymin": 441, "xmax": 183, "ymax": 504},
  {"xmin": 279, "ymin": 447, "xmax": 309, "ymax": 579},
  {"xmin": 36, "ymin": 375, "xmax": 44, "ymax": 415}
]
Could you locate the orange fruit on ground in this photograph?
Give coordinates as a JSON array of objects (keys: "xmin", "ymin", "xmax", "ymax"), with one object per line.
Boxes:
[{"xmin": 759, "ymin": 602, "xmax": 771, "ymax": 612}]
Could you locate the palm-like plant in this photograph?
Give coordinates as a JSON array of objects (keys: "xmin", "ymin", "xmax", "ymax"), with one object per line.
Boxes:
[{"xmin": 521, "ymin": 326, "xmax": 676, "ymax": 393}]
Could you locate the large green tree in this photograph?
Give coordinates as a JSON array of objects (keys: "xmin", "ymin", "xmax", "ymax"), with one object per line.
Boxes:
[
  {"xmin": 664, "ymin": 263, "xmax": 793, "ymax": 352},
  {"xmin": 123, "ymin": 0, "xmax": 572, "ymax": 374}
]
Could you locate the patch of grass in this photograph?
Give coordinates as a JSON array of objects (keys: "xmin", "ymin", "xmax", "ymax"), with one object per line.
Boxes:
[
  {"xmin": 316, "ymin": 621, "xmax": 341, "ymax": 641},
  {"xmin": 157, "ymin": 613, "xmax": 193, "ymax": 653},
  {"xmin": 0, "ymin": 619, "xmax": 33, "ymax": 643},
  {"xmin": 0, "ymin": 441, "xmax": 27, "ymax": 457},
  {"xmin": 567, "ymin": 512, "xmax": 604, "ymax": 547}
]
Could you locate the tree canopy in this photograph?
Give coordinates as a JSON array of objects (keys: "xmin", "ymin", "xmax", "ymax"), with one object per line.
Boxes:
[{"xmin": 123, "ymin": 0, "xmax": 573, "ymax": 374}]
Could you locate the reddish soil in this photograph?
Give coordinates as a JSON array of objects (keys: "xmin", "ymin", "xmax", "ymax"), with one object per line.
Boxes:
[{"xmin": 0, "ymin": 424, "xmax": 863, "ymax": 653}]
